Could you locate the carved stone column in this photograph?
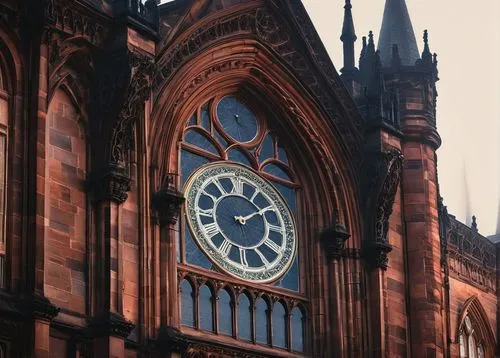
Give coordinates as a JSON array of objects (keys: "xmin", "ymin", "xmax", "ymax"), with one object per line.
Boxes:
[
  {"xmin": 152, "ymin": 176, "xmax": 184, "ymax": 328},
  {"xmin": 320, "ymin": 220, "xmax": 350, "ymax": 358},
  {"xmin": 88, "ymin": 165, "xmax": 134, "ymax": 357}
]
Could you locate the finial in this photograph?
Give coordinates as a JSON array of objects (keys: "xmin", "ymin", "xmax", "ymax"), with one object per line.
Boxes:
[
  {"xmin": 471, "ymin": 215, "xmax": 478, "ymax": 232},
  {"xmin": 421, "ymin": 29, "xmax": 432, "ymax": 64}
]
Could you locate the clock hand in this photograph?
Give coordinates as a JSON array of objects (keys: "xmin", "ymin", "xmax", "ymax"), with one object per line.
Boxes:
[{"xmin": 234, "ymin": 206, "xmax": 273, "ymax": 225}]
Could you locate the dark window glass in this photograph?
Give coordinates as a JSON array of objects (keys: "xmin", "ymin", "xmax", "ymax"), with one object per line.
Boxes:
[
  {"xmin": 259, "ymin": 133, "xmax": 274, "ymax": 162},
  {"xmin": 263, "ymin": 163, "xmax": 292, "ymax": 182},
  {"xmin": 187, "ymin": 114, "xmax": 197, "ymax": 126},
  {"xmin": 291, "ymin": 307, "xmax": 304, "ymax": 352},
  {"xmin": 227, "ymin": 149, "xmax": 253, "ymax": 168},
  {"xmin": 216, "ymin": 97, "xmax": 258, "ymax": 143},
  {"xmin": 272, "ymin": 302, "xmax": 287, "ymax": 348},
  {"xmin": 181, "ymin": 149, "xmax": 210, "ymax": 185},
  {"xmin": 255, "ymin": 298, "xmax": 269, "ymax": 344},
  {"xmin": 184, "ymin": 225, "xmax": 213, "ymax": 269},
  {"xmin": 237, "ymin": 293, "xmax": 252, "ymax": 341},
  {"xmin": 277, "ymin": 146, "xmax": 289, "ymax": 165},
  {"xmin": 218, "ymin": 289, "xmax": 233, "ymax": 335},
  {"xmin": 274, "ymin": 256, "xmax": 299, "ymax": 291},
  {"xmin": 199, "ymin": 285, "xmax": 214, "ymax": 331},
  {"xmin": 184, "ymin": 130, "xmax": 219, "ymax": 156},
  {"xmin": 201, "ymin": 104, "xmax": 211, "ymax": 132},
  {"xmin": 180, "ymin": 280, "xmax": 195, "ymax": 327}
]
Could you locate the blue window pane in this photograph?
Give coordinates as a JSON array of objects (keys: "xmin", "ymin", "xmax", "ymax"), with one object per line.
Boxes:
[
  {"xmin": 218, "ymin": 289, "xmax": 233, "ymax": 335},
  {"xmin": 291, "ymin": 307, "xmax": 304, "ymax": 352},
  {"xmin": 227, "ymin": 149, "xmax": 252, "ymax": 168},
  {"xmin": 272, "ymin": 302, "xmax": 287, "ymax": 348},
  {"xmin": 180, "ymin": 280, "xmax": 194, "ymax": 327},
  {"xmin": 259, "ymin": 133, "xmax": 275, "ymax": 162},
  {"xmin": 181, "ymin": 149, "xmax": 210, "ymax": 185},
  {"xmin": 274, "ymin": 255, "xmax": 299, "ymax": 291},
  {"xmin": 214, "ymin": 128, "xmax": 228, "ymax": 149},
  {"xmin": 199, "ymin": 285, "xmax": 214, "ymax": 331},
  {"xmin": 277, "ymin": 146, "xmax": 289, "ymax": 165},
  {"xmin": 217, "ymin": 97, "xmax": 258, "ymax": 143},
  {"xmin": 184, "ymin": 130, "xmax": 219, "ymax": 156},
  {"xmin": 263, "ymin": 163, "xmax": 292, "ymax": 182},
  {"xmin": 185, "ymin": 225, "xmax": 213, "ymax": 269},
  {"xmin": 201, "ymin": 104, "xmax": 211, "ymax": 132},
  {"xmin": 255, "ymin": 299, "xmax": 269, "ymax": 345},
  {"xmin": 237, "ymin": 293, "xmax": 252, "ymax": 341},
  {"xmin": 187, "ymin": 114, "xmax": 197, "ymax": 126},
  {"xmin": 274, "ymin": 183, "xmax": 296, "ymax": 214}
]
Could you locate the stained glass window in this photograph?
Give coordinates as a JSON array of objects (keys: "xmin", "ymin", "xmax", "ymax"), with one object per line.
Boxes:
[
  {"xmin": 199, "ymin": 285, "xmax": 214, "ymax": 331},
  {"xmin": 180, "ymin": 280, "xmax": 194, "ymax": 327},
  {"xmin": 218, "ymin": 289, "xmax": 233, "ymax": 335},
  {"xmin": 237, "ymin": 293, "xmax": 252, "ymax": 341},
  {"xmin": 272, "ymin": 302, "xmax": 287, "ymax": 348}
]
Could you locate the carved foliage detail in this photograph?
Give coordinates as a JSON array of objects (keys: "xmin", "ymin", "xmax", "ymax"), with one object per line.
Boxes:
[
  {"xmin": 110, "ymin": 52, "xmax": 155, "ymax": 167},
  {"xmin": 362, "ymin": 149, "xmax": 403, "ymax": 270},
  {"xmin": 152, "ymin": 175, "xmax": 185, "ymax": 226}
]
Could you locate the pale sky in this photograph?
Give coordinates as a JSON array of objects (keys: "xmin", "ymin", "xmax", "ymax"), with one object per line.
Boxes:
[{"xmin": 159, "ymin": 0, "xmax": 500, "ymax": 236}]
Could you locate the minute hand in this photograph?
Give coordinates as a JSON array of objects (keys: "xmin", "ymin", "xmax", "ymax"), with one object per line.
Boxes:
[{"xmin": 240, "ymin": 206, "xmax": 273, "ymax": 221}]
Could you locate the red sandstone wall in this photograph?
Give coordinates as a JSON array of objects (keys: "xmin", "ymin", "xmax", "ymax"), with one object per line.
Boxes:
[{"xmin": 44, "ymin": 89, "xmax": 87, "ymax": 314}]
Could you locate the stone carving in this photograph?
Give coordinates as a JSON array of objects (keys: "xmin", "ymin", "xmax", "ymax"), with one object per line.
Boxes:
[
  {"xmin": 320, "ymin": 219, "xmax": 350, "ymax": 261},
  {"xmin": 87, "ymin": 311, "xmax": 135, "ymax": 339},
  {"xmin": 88, "ymin": 164, "xmax": 131, "ymax": 204},
  {"xmin": 446, "ymin": 216, "xmax": 496, "ymax": 293},
  {"xmin": 45, "ymin": 0, "xmax": 108, "ymax": 47},
  {"xmin": 362, "ymin": 149, "xmax": 403, "ymax": 270},
  {"xmin": 154, "ymin": 5, "xmax": 362, "ymax": 160},
  {"xmin": 110, "ymin": 52, "xmax": 155, "ymax": 167},
  {"xmin": 152, "ymin": 175, "xmax": 185, "ymax": 226}
]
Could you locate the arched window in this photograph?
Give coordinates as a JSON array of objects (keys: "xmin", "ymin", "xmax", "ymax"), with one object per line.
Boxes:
[
  {"xmin": 179, "ymin": 95, "xmax": 299, "ymax": 290},
  {"xmin": 272, "ymin": 301, "xmax": 287, "ymax": 348},
  {"xmin": 237, "ymin": 292, "xmax": 252, "ymax": 341},
  {"xmin": 460, "ymin": 315, "xmax": 482, "ymax": 358},
  {"xmin": 255, "ymin": 298, "xmax": 270, "ymax": 345},
  {"xmin": 291, "ymin": 306, "xmax": 305, "ymax": 352},
  {"xmin": 217, "ymin": 288, "xmax": 233, "ymax": 336},
  {"xmin": 199, "ymin": 285, "xmax": 214, "ymax": 331},
  {"xmin": 177, "ymin": 94, "xmax": 308, "ymax": 351},
  {"xmin": 180, "ymin": 279, "xmax": 195, "ymax": 327}
]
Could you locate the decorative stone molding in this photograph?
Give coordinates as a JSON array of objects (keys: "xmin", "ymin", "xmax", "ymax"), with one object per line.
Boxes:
[
  {"xmin": 28, "ymin": 293, "xmax": 60, "ymax": 322},
  {"xmin": 151, "ymin": 175, "xmax": 185, "ymax": 226},
  {"xmin": 446, "ymin": 216, "xmax": 496, "ymax": 293},
  {"xmin": 88, "ymin": 164, "xmax": 131, "ymax": 204},
  {"xmin": 361, "ymin": 149, "xmax": 403, "ymax": 270},
  {"xmin": 92, "ymin": 49, "xmax": 155, "ymax": 173},
  {"xmin": 154, "ymin": 4, "xmax": 362, "ymax": 160},
  {"xmin": 320, "ymin": 220, "xmax": 350, "ymax": 261},
  {"xmin": 87, "ymin": 312, "xmax": 135, "ymax": 339}
]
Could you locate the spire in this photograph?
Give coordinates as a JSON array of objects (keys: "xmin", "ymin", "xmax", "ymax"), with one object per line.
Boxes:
[
  {"xmin": 341, "ymin": 0, "xmax": 357, "ymax": 72},
  {"xmin": 377, "ymin": 0, "xmax": 420, "ymax": 67}
]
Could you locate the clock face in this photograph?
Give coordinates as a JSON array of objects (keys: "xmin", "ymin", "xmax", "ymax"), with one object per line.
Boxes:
[
  {"xmin": 216, "ymin": 97, "xmax": 258, "ymax": 143},
  {"xmin": 184, "ymin": 162, "xmax": 296, "ymax": 283}
]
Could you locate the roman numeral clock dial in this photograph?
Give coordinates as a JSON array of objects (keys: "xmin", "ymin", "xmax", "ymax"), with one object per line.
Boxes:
[{"xmin": 184, "ymin": 162, "xmax": 297, "ymax": 283}]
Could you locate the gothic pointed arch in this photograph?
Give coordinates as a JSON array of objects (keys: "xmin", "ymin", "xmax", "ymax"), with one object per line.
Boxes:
[
  {"xmin": 150, "ymin": 4, "xmax": 367, "ymax": 356},
  {"xmin": 456, "ymin": 296, "xmax": 496, "ymax": 358}
]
